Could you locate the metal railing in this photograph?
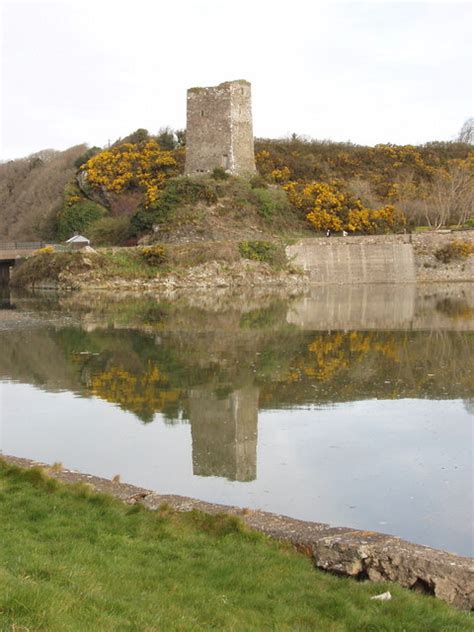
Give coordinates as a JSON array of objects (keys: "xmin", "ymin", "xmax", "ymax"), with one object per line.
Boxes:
[{"xmin": 0, "ymin": 242, "xmax": 46, "ymax": 251}]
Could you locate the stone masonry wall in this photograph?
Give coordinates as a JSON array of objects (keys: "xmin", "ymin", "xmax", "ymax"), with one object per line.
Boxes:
[{"xmin": 184, "ymin": 80, "xmax": 256, "ymax": 176}]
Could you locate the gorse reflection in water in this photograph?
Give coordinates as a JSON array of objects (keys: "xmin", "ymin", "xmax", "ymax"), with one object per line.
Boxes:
[
  {"xmin": 1, "ymin": 324, "xmax": 471, "ymax": 422},
  {"xmin": 0, "ymin": 285, "xmax": 473, "ymax": 555}
]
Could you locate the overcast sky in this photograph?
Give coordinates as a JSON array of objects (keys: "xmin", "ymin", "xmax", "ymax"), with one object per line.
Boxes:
[{"xmin": 0, "ymin": 0, "xmax": 472, "ymax": 160}]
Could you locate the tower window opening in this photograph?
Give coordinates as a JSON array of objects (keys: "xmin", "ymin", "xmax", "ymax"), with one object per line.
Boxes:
[{"xmin": 201, "ymin": 110, "xmax": 204, "ymax": 117}]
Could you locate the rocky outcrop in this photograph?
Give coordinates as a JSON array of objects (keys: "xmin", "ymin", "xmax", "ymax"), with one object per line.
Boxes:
[
  {"xmin": 3, "ymin": 454, "xmax": 473, "ymax": 610},
  {"xmin": 312, "ymin": 531, "xmax": 473, "ymax": 611}
]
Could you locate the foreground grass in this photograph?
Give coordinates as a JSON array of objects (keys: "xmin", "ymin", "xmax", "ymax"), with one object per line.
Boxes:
[{"xmin": 0, "ymin": 461, "xmax": 471, "ymax": 632}]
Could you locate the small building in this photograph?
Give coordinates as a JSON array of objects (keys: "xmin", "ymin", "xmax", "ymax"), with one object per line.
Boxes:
[{"xmin": 66, "ymin": 234, "xmax": 90, "ymax": 250}]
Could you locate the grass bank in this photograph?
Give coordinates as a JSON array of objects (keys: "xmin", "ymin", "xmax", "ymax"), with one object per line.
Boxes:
[
  {"xmin": 10, "ymin": 240, "xmax": 296, "ymax": 291},
  {"xmin": 0, "ymin": 460, "xmax": 471, "ymax": 631}
]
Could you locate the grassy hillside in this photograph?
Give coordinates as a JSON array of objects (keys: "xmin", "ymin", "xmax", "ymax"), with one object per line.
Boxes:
[{"xmin": 1, "ymin": 128, "xmax": 472, "ymax": 244}]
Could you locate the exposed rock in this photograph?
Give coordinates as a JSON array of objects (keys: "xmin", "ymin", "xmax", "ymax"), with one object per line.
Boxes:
[{"xmin": 312, "ymin": 531, "xmax": 473, "ymax": 611}]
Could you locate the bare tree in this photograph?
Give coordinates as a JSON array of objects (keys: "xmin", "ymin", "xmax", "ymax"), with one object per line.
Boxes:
[
  {"xmin": 457, "ymin": 118, "xmax": 474, "ymax": 144},
  {"xmin": 422, "ymin": 159, "xmax": 474, "ymax": 228},
  {"xmin": 0, "ymin": 144, "xmax": 87, "ymax": 240}
]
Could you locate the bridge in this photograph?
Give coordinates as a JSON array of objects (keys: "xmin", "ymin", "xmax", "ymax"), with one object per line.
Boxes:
[{"xmin": 0, "ymin": 242, "xmax": 48, "ymax": 283}]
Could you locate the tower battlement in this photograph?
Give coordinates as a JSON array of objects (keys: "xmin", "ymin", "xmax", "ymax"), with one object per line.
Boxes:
[{"xmin": 184, "ymin": 80, "xmax": 256, "ymax": 176}]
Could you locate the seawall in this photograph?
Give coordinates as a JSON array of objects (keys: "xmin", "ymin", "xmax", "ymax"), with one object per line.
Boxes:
[{"xmin": 286, "ymin": 230, "xmax": 474, "ymax": 285}]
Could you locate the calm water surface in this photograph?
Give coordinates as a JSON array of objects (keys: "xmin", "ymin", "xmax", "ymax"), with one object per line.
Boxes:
[{"xmin": 0, "ymin": 284, "xmax": 472, "ymax": 556}]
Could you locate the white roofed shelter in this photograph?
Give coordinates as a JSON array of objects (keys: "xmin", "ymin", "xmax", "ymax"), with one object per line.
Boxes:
[{"xmin": 66, "ymin": 234, "xmax": 90, "ymax": 250}]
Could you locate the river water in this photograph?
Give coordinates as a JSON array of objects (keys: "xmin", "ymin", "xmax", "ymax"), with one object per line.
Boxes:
[{"xmin": 0, "ymin": 284, "xmax": 472, "ymax": 556}]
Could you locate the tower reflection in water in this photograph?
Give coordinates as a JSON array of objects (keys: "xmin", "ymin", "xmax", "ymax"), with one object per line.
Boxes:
[{"xmin": 189, "ymin": 386, "xmax": 258, "ymax": 482}]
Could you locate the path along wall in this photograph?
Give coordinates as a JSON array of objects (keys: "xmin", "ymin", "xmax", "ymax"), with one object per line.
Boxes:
[{"xmin": 286, "ymin": 231, "xmax": 474, "ymax": 285}]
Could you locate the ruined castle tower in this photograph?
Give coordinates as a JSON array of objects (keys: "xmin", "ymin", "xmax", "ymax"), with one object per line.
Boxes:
[{"xmin": 184, "ymin": 79, "xmax": 256, "ymax": 176}]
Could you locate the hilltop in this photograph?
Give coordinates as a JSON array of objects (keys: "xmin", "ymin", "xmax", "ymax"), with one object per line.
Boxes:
[{"xmin": 0, "ymin": 128, "xmax": 472, "ymax": 245}]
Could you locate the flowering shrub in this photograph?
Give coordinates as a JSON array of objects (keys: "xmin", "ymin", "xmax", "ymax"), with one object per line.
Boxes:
[
  {"xmin": 33, "ymin": 246, "xmax": 55, "ymax": 255},
  {"xmin": 271, "ymin": 166, "xmax": 291, "ymax": 183},
  {"xmin": 255, "ymin": 138, "xmax": 473, "ymax": 229},
  {"xmin": 284, "ymin": 180, "xmax": 406, "ymax": 234},
  {"xmin": 434, "ymin": 240, "xmax": 474, "ymax": 263},
  {"xmin": 139, "ymin": 245, "xmax": 167, "ymax": 266},
  {"xmin": 81, "ymin": 140, "xmax": 178, "ymax": 207},
  {"xmin": 130, "ymin": 177, "xmax": 219, "ymax": 236}
]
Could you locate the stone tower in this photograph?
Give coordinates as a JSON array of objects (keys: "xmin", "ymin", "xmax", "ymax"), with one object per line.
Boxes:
[{"xmin": 184, "ymin": 79, "xmax": 256, "ymax": 176}]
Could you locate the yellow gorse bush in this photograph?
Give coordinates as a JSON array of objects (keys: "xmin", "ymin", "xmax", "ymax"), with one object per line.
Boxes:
[
  {"xmin": 284, "ymin": 180, "xmax": 406, "ymax": 233},
  {"xmin": 82, "ymin": 140, "xmax": 178, "ymax": 207},
  {"xmin": 286, "ymin": 332, "xmax": 399, "ymax": 383},
  {"xmin": 90, "ymin": 362, "xmax": 182, "ymax": 418},
  {"xmin": 271, "ymin": 166, "xmax": 291, "ymax": 183},
  {"xmin": 255, "ymin": 138, "xmax": 473, "ymax": 230},
  {"xmin": 33, "ymin": 246, "xmax": 55, "ymax": 256},
  {"xmin": 434, "ymin": 240, "xmax": 474, "ymax": 263}
]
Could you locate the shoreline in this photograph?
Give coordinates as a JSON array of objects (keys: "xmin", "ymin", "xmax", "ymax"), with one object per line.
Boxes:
[
  {"xmin": 6, "ymin": 230, "xmax": 474, "ymax": 292},
  {"xmin": 2, "ymin": 453, "xmax": 472, "ymax": 610}
]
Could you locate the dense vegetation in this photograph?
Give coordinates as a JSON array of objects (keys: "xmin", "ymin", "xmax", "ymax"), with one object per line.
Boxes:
[
  {"xmin": 1, "ymin": 127, "xmax": 472, "ymax": 243},
  {"xmin": 255, "ymin": 137, "xmax": 473, "ymax": 231},
  {"xmin": 1, "ymin": 459, "xmax": 471, "ymax": 631}
]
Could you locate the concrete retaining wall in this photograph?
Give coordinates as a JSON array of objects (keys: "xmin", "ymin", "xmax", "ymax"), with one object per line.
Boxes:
[
  {"xmin": 286, "ymin": 231, "xmax": 474, "ymax": 285},
  {"xmin": 286, "ymin": 235, "xmax": 416, "ymax": 284}
]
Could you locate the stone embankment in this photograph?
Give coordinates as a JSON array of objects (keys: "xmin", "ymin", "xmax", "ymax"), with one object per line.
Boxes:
[
  {"xmin": 3, "ymin": 455, "xmax": 473, "ymax": 611},
  {"xmin": 412, "ymin": 230, "xmax": 474, "ymax": 282},
  {"xmin": 286, "ymin": 230, "xmax": 474, "ymax": 285},
  {"xmin": 97, "ymin": 260, "xmax": 307, "ymax": 293},
  {"xmin": 9, "ymin": 230, "xmax": 474, "ymax": 291}
]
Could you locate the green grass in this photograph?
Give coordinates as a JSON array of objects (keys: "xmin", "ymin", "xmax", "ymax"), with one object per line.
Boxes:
[
  {"xmin": 238, "ymin": 240, "xmax": 287, "ymax": 267},
  {"xmin": 100, "ymin": 249, "xmax": 160, "ymax": 279},
  {"xmin": 10, "ymin": 239, "xmax": 295, "ymax": 289},
  {"xmin": 0, "ymin": 461, "xmax": 471, "ymax": 631},
  {"xmin": 11, "ymin": 249, "xmax": 161, "ymax": 288}
]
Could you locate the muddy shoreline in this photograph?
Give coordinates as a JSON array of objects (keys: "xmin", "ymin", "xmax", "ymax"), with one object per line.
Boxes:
[{"xmin": 8, "ymin": 230, "xmax": 474, "ymax": 291}]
